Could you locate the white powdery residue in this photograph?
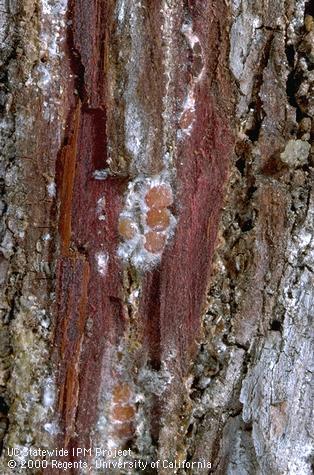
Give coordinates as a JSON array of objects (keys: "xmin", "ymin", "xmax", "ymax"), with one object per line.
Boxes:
[
  {"xmin": 41, "ymin": 0, "xmax": 68, "ymax": 16},
  {"xmin": 138, "ymin": 362, "xmax": 173, "ymax": 397},
  {"xmin": 40, "ymin": 28, "xmax": 60, "ymax": 59},
  {"xmin": 182, "ymin": 89, "xmax": 196, "ymax": 114},
  {"xmin": 42, "ymin": 378, "xmax": 56, "ymax": 408},
  {"xmin": 93, "ymin": 169, "xmax": 109, "ymax": 180},
  {"xmin": 37, "ymin": 64, "xmax": 52, "ymax": 91},
  {"xmin": 162, "ymin": 150, "xmax": 173, "ymax": 168},
  {"xmin": 43, "ymin": 422, "xmax": 60, "ymax": 436},
  {"xmin": 96, "ymin": 196, "xmax": 106, "ymax": 221},
  {"xmin": 252, "ymin": 17, "xmax": 262, "ymax": 29},
  {"xmin": 16, "ymin": 207, "xmax": 24, "ymax": 220},
  {"xmin": 295, "ymin": 229, "xmax": 312, "ymax": 250},
  {"xmin": 181, "ymin": 22, "xmax": 199, "ymax": 48},
  {"xmin": 131, "ymin": 247, "xmax": 162, "ymax": 271},
  {"xmin": 40, "ymin": 316, "xmax": 51, "ymax": 329},
  {"xmin": 107, "ymin": 437, "xmax": 120, "ymax": 450},
  {"xmin": 117, "ymin": 234, "xmax": 142, "ymax": 263},
  {"xmin": 41, "ymin": 0, "xmax": 52, "ymax": 15},
  {"xmin": 128, "ymin": 288, "xmax": 140, "ymax": 305},
  {"xmin": 47, "ymin": 181, "xmax": 56, "ymax": 197},
  {"xmin": 116, "ymin": 0, "xmax": 127, "ymax": 24},
  {"xmin": 96, "ymin": 414, "xmax": 107, "ymax": 435},
  {"xmin": 124, "ymin": 179, "xmax": 141, "ymax": 209},
  {"xmin": 177, "ymin": 88, "xmax": 196, "ymax": 138},
  {"xmin": 125, "ymin": 102, "xmax": 144, "ymax": 158},
  {"xmin": 96, "ymin": 252, "xmax": 109, "ymax": 276}
]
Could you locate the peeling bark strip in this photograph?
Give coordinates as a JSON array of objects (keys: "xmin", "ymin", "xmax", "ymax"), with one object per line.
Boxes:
[
  {"xmin": 0, "ymin": 0, "xmax": 313, "ymax": 474},
  {"xmin": 52, "ymin": 0, "xmax": 234, "ymax": 466}
]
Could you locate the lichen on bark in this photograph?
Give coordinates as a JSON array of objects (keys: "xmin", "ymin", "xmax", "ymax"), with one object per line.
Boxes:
[{"xmin": 0, "ymin": 0, "xmax": 69, "ymax": 470}]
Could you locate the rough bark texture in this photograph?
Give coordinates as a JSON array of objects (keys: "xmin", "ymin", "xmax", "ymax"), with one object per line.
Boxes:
[{"xmin": 0, "ymin": 0, "xmax": 313, "ymax": 474}]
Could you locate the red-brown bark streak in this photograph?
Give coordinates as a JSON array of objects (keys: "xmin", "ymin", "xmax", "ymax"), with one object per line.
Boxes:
[
  {"xmin": 51, "ymin": 0, "xmax": 234, "ymax": 460},
  {"xmin": 52, "ymin": 0, "xmax": 126, "ymax": 460},
  {"xmin": 139, "ymin": 3, "xmax": 234, "ymax": 450},
  {"xmin": 140, "ymin": 1, "xmax": 234, "ymax": 418}
]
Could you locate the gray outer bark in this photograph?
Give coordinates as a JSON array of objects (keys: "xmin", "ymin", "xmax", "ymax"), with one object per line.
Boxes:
[{"xmin": 188, "ymin": 1, "xmax": 314, "ymax": 474}]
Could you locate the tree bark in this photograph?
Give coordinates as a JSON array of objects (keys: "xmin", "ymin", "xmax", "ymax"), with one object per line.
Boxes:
[{"xmin": 0, "ymin": 0, "xmax": 313, "ymax": 474}]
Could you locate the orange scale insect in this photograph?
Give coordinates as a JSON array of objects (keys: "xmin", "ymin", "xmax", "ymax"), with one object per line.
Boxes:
[
  {"xmin": 145, "ymin": 184, "xmax": 173, "ymax": 209},
  {"xmin": 146, "ymin": 208, "xmax": 170, "ymax": 231},
  {"xmin": 112, "ymin": 422, "xmax": 135, "ymax": 439},
  {"xmin": 118, "ymin": 217, "xmax": 137, "ymax": 240},
  {"xmin": 179, "ymin": 107, "xmax": 195, "ymax": 130},
  {"xmin": 144, "ymin": 231, "xmax": 166, "ymax": 254},
  {"xmin": 112, "ymin": 383, "xmax": 132, "ymax": 404},
  {"xmin": 111, "ymin": 405, "xmax": 135, "ymax": 423}
]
